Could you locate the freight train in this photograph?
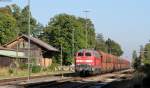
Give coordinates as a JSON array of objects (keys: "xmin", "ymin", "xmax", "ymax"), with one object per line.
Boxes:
[{"xmin": 75, "ymin": 49, "xmax": 130, "ymax": 76}]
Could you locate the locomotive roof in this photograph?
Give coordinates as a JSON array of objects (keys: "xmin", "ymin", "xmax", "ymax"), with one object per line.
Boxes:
[
  {"xmin": 3, "ymin": 35, "xmax": 59, "ymax": 52},
  {"xmin": 77, "ymin": 49, "xmax": 99, "ymax": 53},
  {"xmin": 77, "ymin": 49, "xmax": 130, "ymax": 63},
  {"xmin": 78, "ymin": 49, "xmax": 128, "ymax": 58}
]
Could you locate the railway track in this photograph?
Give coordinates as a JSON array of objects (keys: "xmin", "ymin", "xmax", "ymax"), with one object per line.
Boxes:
[
  {"xmin": 0, "ymin": 74, "xmax": 55, "ymax": 85},
  {"xmin": 23, "ymin": 77, "xmax": 106, "ymax": 88},
  {"xmin": 0, "ymin": 69, "xmax": 134, "ymax": 88},
  {"xmin": 20, "ymin": 69, "xmax": 133, "ymax": 88}
]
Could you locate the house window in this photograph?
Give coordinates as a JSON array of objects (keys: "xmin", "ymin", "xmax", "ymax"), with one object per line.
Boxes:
[
  {"xmin": 24, "ymin": 42, "xmax": 28, "ymax": 48},
  {"xmin": 19, "ymin": 42, "xmax": 24, "ymax": 48}
]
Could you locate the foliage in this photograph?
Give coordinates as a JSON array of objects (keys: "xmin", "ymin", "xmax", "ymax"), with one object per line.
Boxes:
[
  {"xmin": 132, "ymin": 50, "xmax": 138, "ymax": 60},
  {"xmin": 0, "ymin": 12, "xmax": 17, "ymax": 45},
  {"xmin": 132, "ymin": 50, "xmax": 141, "ymax": 69},
  {"xmin": 40, "ymin": 13, "xmax": 96, "ymax": 65},
  {"xmin": 0, "ymin": 7, "xmax": 11, "ymax": 16},
  {"xmin": 143, "ymin": 43, "xmax": 150, "ymax": 65},
  {"xmin": 31, "ymin": 65, "xmax": 41, "ymax": 73},
  {"xmin": 19, "ymin": 64, "xmax": 28, "ymax": 70},
  {"xmin": 142, "ymin": 59, "xmax": 150, "ymax": 65},
  {"xmin": 105, "ymin": 38, "xmax": 123, "ymax": 56},
  {"xmin": 0, "ymin": 4, "xmax": 43, "ymax": 36},
  {"xmin": 138, "ymin": 43, "xmax": 150, "ymax": 75},
  {"xmin": 0, "ymin": 4, "xmax": 44, "ymax": 45},
  {"xmin": 135, "ymin": 43, "xmax": 150, "ymax": 76},
  {"xmin": 32, "ymin": 23, "xmax": 44, "ymax": 38},
  {"xmin": 77, "ymin": 17, "xmax": 96, "ymax": 48},
  {"xmin": 133, "ymin": 57, "xmax": 141, "ymax": 70},
  {"xmin": 141, "ymin": 64, "xmax": 150, "ymax": 76},
  {"xmin": 95, "ymin": 34, "xmax": 124, "ymax": 56},
  {"xmin": 132, "ymin": 50, "xmax": 142, "ymax": 70},
  {"xmin": 95, "ymin": 33, "xmax": 107, "ymax": 52},
  {"xmin": 17, "ymin": 6, "xmax": 42, "ymax": 36},
  {"xmin": 8, "ymin": 68, "xmax": 14, "ymax": 74},
  {"xmin": 63, "ymin": 57, "xmax": 72, "ymax": 66},
  {"xmin": 47, "ymin": 63, "xmax": 59, "ymax": 71}
]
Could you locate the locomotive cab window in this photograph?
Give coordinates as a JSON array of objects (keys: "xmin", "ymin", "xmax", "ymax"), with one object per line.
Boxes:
[
  {"xmin": 78, "ymin": 52, "xmax": 83, "ymax": 56},
  {"xmin": 85, "ymin": 52, "xmax": 91, "ymax": 56}
]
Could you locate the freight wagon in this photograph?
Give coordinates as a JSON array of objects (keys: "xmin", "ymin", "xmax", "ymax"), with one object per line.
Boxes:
[{"xmin": 75, "ymin": 49, "xmax": 130, "ymax": 76}]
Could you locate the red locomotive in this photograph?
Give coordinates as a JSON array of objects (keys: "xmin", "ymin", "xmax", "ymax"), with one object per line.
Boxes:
[{"xmin": 75, "ymin": 49, "xmax": 130, "ymax": 75}]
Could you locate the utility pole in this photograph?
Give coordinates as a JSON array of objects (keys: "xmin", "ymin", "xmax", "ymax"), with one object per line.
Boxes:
[
  {"xmin": 139, "ymin": 45, "xmax": 144, "ymax": 59},
  {"xmin": 16, "ymin": 29, "xmax": 19, "ymax": 68},
  {"xmin": 27, "ymin": 0, "xmax": 31, "ymax": 81},
  {"xmin": 83, "ymin": 10, "xmax": 90, "ymax": 49},
  {"xmin": 106, "ymin": 38, "xmax": 112, "ymax": 54},
  {"xmin": 61, "ymin": 43, "xmax": 63, "ymax": 78},
  {"xmin": 72, "ymin": 29, "xmax": 75, "ymax": 61}
]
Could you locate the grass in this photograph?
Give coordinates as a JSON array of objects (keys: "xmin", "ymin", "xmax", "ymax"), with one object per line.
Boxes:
[
  {"xmin": 0, "ymin": 68, "xmax": 29, "ymax": 79},
  {"xmin": 0, "ymin": 67, "xmax": 73, "ymax": 80},
  {"xmin": 0, "ymin": 68, "xmax": 10, "ymax": 79}
]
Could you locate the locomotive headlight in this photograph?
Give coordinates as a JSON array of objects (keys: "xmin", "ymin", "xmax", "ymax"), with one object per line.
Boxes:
[
  {"xmin": 76, "ymin": 60, "xmax": 93, "ymax": 62},
  {"xmin": 86, "ymin": 60, "xmax": 93, "ymax": 62},
  {"xmin": 92, "ymin": 68, "xmax": 95, "ymax": 71},
  {"xmin": 76, "ymin": 60, "xmax": 83, "ymax": 62}
]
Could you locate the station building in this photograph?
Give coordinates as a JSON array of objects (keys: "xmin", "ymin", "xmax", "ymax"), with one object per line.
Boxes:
[{"xmin": 0, "ymin": 35, "xmax": 58, "ymax": 67}]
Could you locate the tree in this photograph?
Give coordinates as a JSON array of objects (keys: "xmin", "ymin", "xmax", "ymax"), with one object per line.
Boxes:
[
  {"xmin": 0, "ymin": 6, "xmax": 12, "ymax": 16},
  {"xmin": 138, "ymin": 43, "xmax": 150, "ymax": 75},
  {"xmin": 0, "ymin": 4, "xmax": 43, "ymax": 36},
  {"xmin": 132, "ymin": 50, "xmax": 141, "ymax": 69},
  {"xmin": 143, "ymin": 43, "xmax": 150, "ymax": 65},
  {"xmin": 10, "ymin": 4, "xmax": 21, "ymax": 20},
  {"xmin": 41, "ymin": 13, "xmax": 96, "ymax": 65},
  {"xmin": 77, "ymin": 17, "xmax": 96, "ymax": 48},
  {"xmin": 132, "ymin": 50, "xmax": 138, "ymax": 61},
  {"xmin": 32, "ymin": 23, "xmax": 44, "ymax": 38},
  {"xmin": 95, "ymin": 33, "xmax": 107, "ymax": 52},
  {"xmin": 105, "ymin": 38, "xmax": 123, "ymax": 56},
  {"xmin": 0, "ymin": 12, "xmax": 17, "ymax": 45},
  {"xmin": 18, "ymin": 6, "xmax": 38, "ymax": 35}
]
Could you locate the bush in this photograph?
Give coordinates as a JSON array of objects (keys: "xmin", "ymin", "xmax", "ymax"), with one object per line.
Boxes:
[
  {"xmin": 8, "ymin": 68, "xmax": 14, "ymax": 74},
  {"xmin": 141, "ymin": 64, "xmax": 150, "ymax": 76},
  {"xmin": 31, "ymin": 65, "xmax": 41, "ymax": 73},
  {"xmin": 42, "ymin": 67, "xmax": 48, "ymax": 72},
  {"xmin": 47, "ymin": 63, "xmax": 59, "ymax": 71},
  {"xmin": 19, "ymin": 64, "xmax": 28, "ymax": 70}
]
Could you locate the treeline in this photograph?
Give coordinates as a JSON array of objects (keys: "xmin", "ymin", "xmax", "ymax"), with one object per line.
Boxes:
[
  {"xmin": 0, "ymin": 4, "xmax": 43, "ymax": 45},
  {"xmin": 132, "ymin": 43, "xmax": 150, "ymax": 88},
  {"xmin": 95, "ymin": 34, "xmax": 123, "ymax": 56},
  {"xmin": 0, "ymin": 4, "xmax": 123, "ymax": 65},
  {"xmin": 132, "ymin": 44, "xmax": 150, "ymax": 76}
]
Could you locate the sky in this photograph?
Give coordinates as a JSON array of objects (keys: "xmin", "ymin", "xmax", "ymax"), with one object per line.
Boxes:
[{"xmin": 1, "ymin": 0, "xmax": 150, "ymax": 60}]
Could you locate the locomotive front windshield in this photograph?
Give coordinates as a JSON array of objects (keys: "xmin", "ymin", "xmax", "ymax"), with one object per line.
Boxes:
[
  {"xmin": 78, "ymin": 52, "xmax": 83, "ymax": 56},
  {"xmin": 77, "ymin": 49, "xmax": 92, "ymax": 57},
  {"xmin": 85, "ymin": 52, "xmax": 91, "ymax": 56}
]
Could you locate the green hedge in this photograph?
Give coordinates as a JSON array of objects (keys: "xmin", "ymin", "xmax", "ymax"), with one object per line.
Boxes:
[{"xmin": 31, "ymin": 65, "xmax": 41, "ymax": 73}]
